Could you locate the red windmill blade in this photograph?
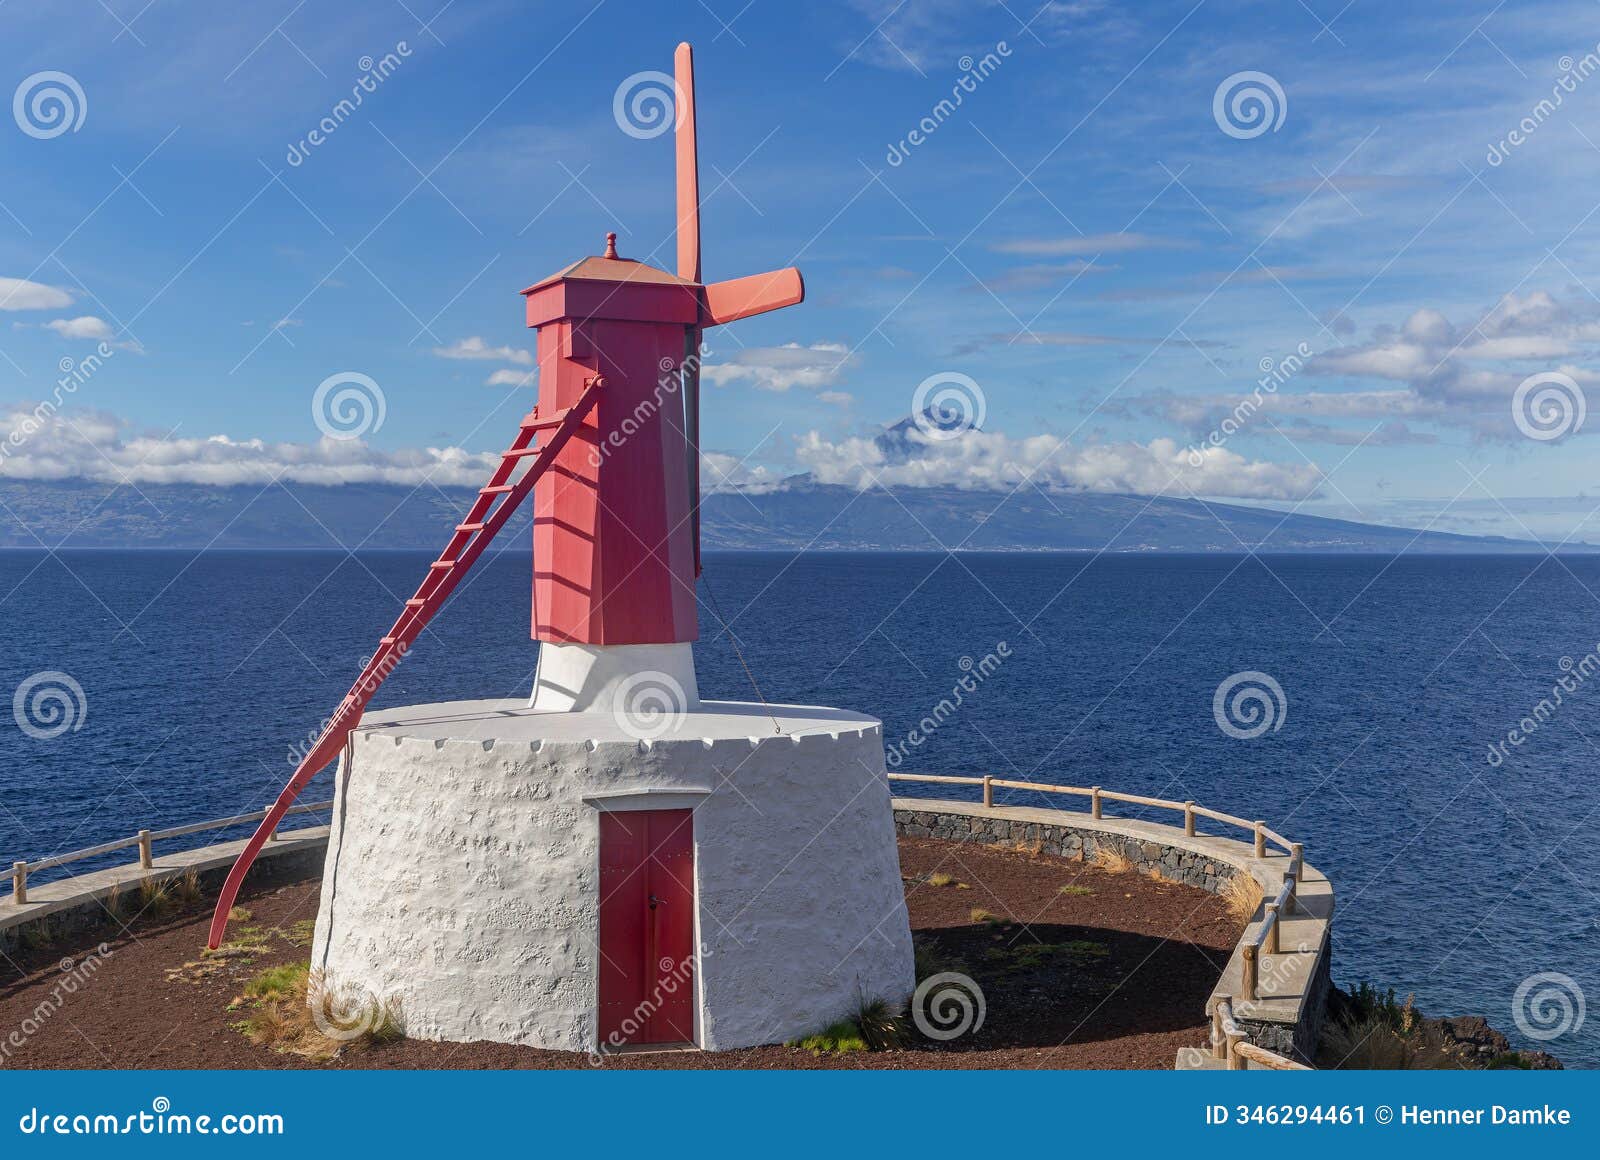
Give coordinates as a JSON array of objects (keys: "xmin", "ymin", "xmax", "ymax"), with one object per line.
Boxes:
[{"xmin": 206, "ymin": 42, "xmax": 805, "ymax": 950}]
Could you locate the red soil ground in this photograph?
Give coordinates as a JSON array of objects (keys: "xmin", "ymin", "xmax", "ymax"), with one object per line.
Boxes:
[{"xmin": 1, "ymin": 836, "xmax": 1240, "ymax": 1069}]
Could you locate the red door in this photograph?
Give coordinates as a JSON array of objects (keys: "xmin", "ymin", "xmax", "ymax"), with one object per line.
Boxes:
[{"xmin": 598, "ymin": 809, "xmax": 695, "ymax": 1046}]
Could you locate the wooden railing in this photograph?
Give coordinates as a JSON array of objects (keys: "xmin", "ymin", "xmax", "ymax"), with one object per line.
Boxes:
[
  {"xmin": 8, "ymin": 800, "xmax": 334, "ymax": 905},
  {"xmin": 1238, "ymin": 865, "xmax": 1303, "ymax": 1001},
  {"xmin": 887, "ymin": 772, "xmax": 1298, "ymax": 858},
  {"xmin": 1212, "ymin": 999, "xmax": 1311, "ymax": 1070}
]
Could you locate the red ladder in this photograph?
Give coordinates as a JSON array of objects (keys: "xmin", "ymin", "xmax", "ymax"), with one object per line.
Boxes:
[{"xmin": 205, "ymin": 378, "xmax": 603, "ymax": 948}]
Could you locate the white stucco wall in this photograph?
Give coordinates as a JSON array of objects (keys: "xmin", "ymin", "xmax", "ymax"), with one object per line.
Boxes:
[{"xmin": 310, "ymin": 698, "xmax": 914, "ymax": 1053}]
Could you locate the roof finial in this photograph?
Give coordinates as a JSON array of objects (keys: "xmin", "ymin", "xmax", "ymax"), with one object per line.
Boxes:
[{"xmin": 604, "ymin": 231, "xmax": 618, "ymax": 259}]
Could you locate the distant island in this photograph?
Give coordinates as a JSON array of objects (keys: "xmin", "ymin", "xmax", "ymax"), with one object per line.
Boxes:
[{"xmin": 0, "ymin": 476, "xmax": 1576, "ymax": 554}]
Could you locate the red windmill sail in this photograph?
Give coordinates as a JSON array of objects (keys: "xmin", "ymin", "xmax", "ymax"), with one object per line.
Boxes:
[{"xmin": 207, "ymin": 42, "xmax": 804, "ymax": 949}]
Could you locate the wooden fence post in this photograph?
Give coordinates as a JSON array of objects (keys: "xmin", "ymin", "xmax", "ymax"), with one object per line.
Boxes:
[
  {"xmin": 1241, "ymin": 943, "xmax": 1258, "ymax": 1001},
  {"xmin": 1264, "ymin": 901, "xmax": 1280, "ymax": 954},
  {"xmin": 982, "ymin": 775, "xmax": 993, "ymax": 809},
  {"xmin": 11, "ymin": 862, "xmax": 25, "ymax": 905},
  {"xmin": 1227, "ymin": 1029, "xmax": 1248, "ymax": 1070},
  {"xmin": 1091, "ymin": 786, "xmax": 1102, "ymax": 819},
  {"xmin": 138, "ymin": 830, "xmax": 153, "ymax": 870},
  {"xmin": 1253, "ymin": 821, "xmax": 1265, "ymax": 859},
  {"xmin": 1184, "ymin": 801, "xmax": 1196, "ymax": 836},
  {"xmin": 1288, "ymin": 842, "xmax": 1303, "ymax": 913},
  {"xmin": 1211, "ymin": 1006, "xmax": 1228, "ymax": 1060}
]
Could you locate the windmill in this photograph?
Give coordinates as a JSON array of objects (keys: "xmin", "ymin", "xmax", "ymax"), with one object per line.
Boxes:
[{"xmin": 206, "ymin": 43, "xmax": 911, "ymax": 1054}]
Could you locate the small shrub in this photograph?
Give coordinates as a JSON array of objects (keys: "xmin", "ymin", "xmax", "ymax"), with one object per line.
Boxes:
[
  {"xmin": 926, "ymin": 873, "xmax": 954, "ymax": 887},
  {"xmin": 1322, "ymin": 1015, "xmax": 1425, "ymax": 1069},
  {"xmin": 853, "ymin": 995, "xmax": 907, "ymax": 1051},
  {"xmin": 969, "ymin": 907, "xmax": 1004, "ymax": 925},
  {"xmin": 1345, "ymin": 983, "xmax": 1416, "ymax": 1033}
]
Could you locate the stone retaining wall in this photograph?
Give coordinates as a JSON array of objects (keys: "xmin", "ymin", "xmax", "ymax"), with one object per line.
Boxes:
[
  {"xmin": 0, "ymin": 828, "xmax": 328, "ymax": 959},
  {"xmin": 896, "ymin": 806, "xmax": 1244, "ymax": 893}
]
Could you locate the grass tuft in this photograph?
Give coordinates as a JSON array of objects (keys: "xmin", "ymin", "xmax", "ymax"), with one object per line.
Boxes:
[
  {"xmin": 232, "ymin": 961, "xmax": 403, "ymax": 1059},
  {"xmin": 853, "ymin": 995, "xmax": 907, "ymax": 1051},
  {"xmin": 1221, "ymin": 873, "xmax": 1265, "ymax": 924},
  {"xmin": 1089, "ymin": 845, "xmax": 1132, "ymax": 874},
  {"xmin": 139, "ymin": 875, "xmax": 174, "ymax": 917},
  {"xmin": 173, "ymin": 866, "xmax": 202, "ymax": 905},
  {"xmin": 1058, "ymin": 884, "xmax": 1094, "ymax": 896}
]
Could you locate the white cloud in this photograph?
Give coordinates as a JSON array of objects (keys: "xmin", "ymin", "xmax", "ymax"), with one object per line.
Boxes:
[
  {"xmin": 989, "ymin": 232, "xmax": 1179, "ymax": 256},
  {"xmin": 1297, "ymin": 290, "xmax": 1600, "ymax": 437},
  {"xmin": 971, "ymin": 261, "xmax": 1113, "ymax": 293},
  {"xmin": 43, "ymin": 316, "xmax": 114, "ymax": 340},
  {"xmin": 791, "ymin": 425, "xmax": 1320, "ymax": 500},
  {"xmin": 701, "ymin": 451, "xmax": 782, "ymax": 493},
  {"xmin": 701, "ymin": 342, "xmax": 856, "ymax": 393},
  {"xmin": 433, "ymin": 336, "xmax": 533, "ymax": 366},
  {"xmin": 485, "ymin": 368, "xmax": 536, "ymax": 387},
  {"xmin": 0, "ymin": 277, "xmax": 72, "ymax": 311},
  {"xmin": 0, "ymin": 408, "xmax": 505, "ymax": 488}
]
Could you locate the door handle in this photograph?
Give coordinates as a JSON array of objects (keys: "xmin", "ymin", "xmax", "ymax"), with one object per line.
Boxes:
[{"xmin": 649, "ymin": 894, "xmax": 661, "ymax": 910}]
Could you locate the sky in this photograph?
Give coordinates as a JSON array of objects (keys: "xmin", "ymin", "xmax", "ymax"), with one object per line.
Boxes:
[{"xmin": 2, "ymin": 0, "xmax": 1600, "ymax": 541}]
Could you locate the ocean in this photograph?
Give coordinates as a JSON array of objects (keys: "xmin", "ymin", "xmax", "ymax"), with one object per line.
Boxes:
[{"xmin": 2, "ymin": 549, "xmax": 1596, "ymax": 1065}]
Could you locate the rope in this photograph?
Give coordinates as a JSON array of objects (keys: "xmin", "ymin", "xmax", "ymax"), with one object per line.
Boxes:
[{"xmin": 700, "ymin": 569, "xmax": 782, "ymax": 735}]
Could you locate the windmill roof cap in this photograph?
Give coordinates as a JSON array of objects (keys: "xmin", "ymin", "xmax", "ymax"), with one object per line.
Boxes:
[{"xmin": 522, "ymin": 236, "xmax": 699, "ymax": 296}]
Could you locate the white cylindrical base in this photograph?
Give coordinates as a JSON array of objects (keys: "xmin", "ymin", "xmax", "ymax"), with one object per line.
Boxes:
[
  {"xmin": 310, "ymin": 698, "xmax": 914, "ymax": 1054},
  {"xmin": 528, "ymin": 641, "xmax": 699, "ymax": 714}
]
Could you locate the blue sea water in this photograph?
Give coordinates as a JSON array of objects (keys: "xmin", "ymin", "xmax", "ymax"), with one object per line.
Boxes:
[{"xmin": 1, "ymin": 549, "xmax": 1597, "ymax": 1066}]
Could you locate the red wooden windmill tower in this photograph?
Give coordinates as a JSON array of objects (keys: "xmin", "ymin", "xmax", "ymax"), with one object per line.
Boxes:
[{"xmin": 207, "ymin": 44, "xmax": 911, "ymax": 1055}]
